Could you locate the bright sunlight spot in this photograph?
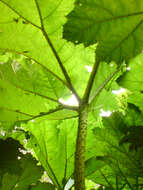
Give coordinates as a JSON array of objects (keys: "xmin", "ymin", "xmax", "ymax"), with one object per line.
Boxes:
[
  {"xmin": 0, "ymin": 130, "xmax": 5, "ymax": 136},
  {"xmin": 126, "ymin": 67, "xmax": 131, "ymax": 71},
  {"xmin": 110, "ymin": 63, "xmax": 114, "ymax": 67},
  {"xmin": 64, "ymin": 178, "xmax": 74, "ymax": 190},
  {"xmin": 112, "ymin": 88, "xmax": 126, "ymax": 95},
  {"xmin": 85, "ymin": 65, "xmax": 92, "ymax": 72},
  {"xmin": 59, "ymin": 94, "xmax": 79, "ymax": 106},
  {"xmin": 100, "ymin": 109, "xmax": 112, "ymax": 117},
  {"xmin": 18, "ymin": 148, "xmax": 27, "ymax": 155}
]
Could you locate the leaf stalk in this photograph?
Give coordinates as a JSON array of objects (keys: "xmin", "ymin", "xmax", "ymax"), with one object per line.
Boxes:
[
  {"xmin": 83, "ymin": 60, "xmax": 100, "ymax": 103},
  {"xmin": 74, "ymin": 103, "xmax": 88, "ymax": 190}
]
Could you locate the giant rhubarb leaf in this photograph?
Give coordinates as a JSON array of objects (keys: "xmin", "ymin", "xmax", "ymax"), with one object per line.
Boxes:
[
  {"xmin": 0, "ymin": 53, "xmax": 78, "ymax": 132},
  {"xmin": 0, "ymin": 0, "xmax": 96, "ymax": 97},
  {"xmin": 11, "ymin": 116, "xmax": 103, "ymax": 189},
  {"xmin": 0, "ymin": 0, "xmax": 97, "ymax": 132},
  {"xmin": 64, "ymin": 0, "xmax": 143, "ymax": 63}
]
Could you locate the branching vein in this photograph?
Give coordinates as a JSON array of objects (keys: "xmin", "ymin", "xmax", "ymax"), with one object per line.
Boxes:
[{"xmin": 34, "ymin": 0, "xmax": 81, "ymax": 103}]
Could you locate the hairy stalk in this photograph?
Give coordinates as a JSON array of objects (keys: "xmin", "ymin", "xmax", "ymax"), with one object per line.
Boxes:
[
  {"xmin": 74, "ymin": 104, "xmax": 88, "ymax": 190},
  {"xmin": 74, "ymin": 57, "xmax": 99, "ymax": 190},
  {"xmin": 83, "ymin": 60, "xmax": 100, "ymax": 103}
]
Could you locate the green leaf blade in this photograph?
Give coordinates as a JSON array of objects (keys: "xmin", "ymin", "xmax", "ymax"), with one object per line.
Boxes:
[{"xmin": 63, "ymin": 0, "xmax": 143, "ymax": 63}]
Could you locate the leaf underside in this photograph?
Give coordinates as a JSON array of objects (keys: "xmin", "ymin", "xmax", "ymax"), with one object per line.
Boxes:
[{"xmin": 64, "ymin": 0, "xmax": 143, "ymax": 63}]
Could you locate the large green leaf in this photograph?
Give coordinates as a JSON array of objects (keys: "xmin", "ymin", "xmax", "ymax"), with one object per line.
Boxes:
[
  {"xmin": 0, "ymin": 54, "xmax": 78, "ymax": 132},
  {"xmin": 0, "ymin": 0, "xmax": 98, "ymax": 133},
  {"xmin": 0, "ymin": 0, "xmax": 96, "ymax": 97},
  {"xmin": 1, "ymin": 1, "xmax": 143, "ymax": 189},
  {"xmin": 10, "ymin": 116, "xmax": 103, "ymax": 189},
  {"xmin": 64, "ymin": 0, "xmax": 143, "ymax": 63}
]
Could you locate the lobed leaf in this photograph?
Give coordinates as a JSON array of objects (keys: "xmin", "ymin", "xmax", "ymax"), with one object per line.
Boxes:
[
  {"xmin": 64, "ymin": 0, "xmax": 143, "ymax": 63},
  {"xmin": 0, "ymin": 0, "xmax": 96, "ymax": 98}
]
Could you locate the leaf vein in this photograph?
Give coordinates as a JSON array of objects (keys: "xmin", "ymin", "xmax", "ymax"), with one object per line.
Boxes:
[{"xmin": 0, "ymin": 0, "xmax": 41, "ymax": 30}]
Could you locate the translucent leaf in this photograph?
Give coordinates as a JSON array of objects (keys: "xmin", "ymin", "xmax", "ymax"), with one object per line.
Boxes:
[
  {"xmin": 0, "ymin": 57, "xmax": 78, "ymax": 131},
  {"xmin": 88, "ymin": 62, "xmax": 120, "ymax": 117},
  {"xmin": 0, "ymin": 0, "xmax": 96, "ymax": 97},
  {"xmin": 23, "ymin": 119, "xmax": 78, "ymax": 189}
]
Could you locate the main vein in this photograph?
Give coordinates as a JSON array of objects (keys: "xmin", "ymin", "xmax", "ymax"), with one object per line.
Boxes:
[{"xmin": 34, "ymin": 0, "xmax": 81, "ymax": 103}]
